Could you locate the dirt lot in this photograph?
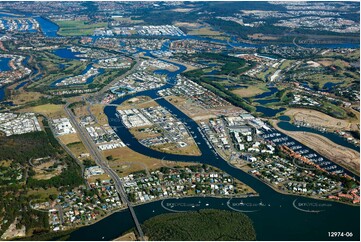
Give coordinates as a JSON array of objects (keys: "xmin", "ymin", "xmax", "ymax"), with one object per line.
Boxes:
[
  {"xmin": 117, "ymin": 96, "xmax": 158, "ymax": 110},
  {"xmin": 275, "ymin": 125, "xmax": 360, "ymax": 175},
  {"xmin": 248, "ymin": 34, "xmax": 278, "ymax": 40},
  {"xmin": 166, "ymin": 96, "xmax": 242, "ymax": 121},
  {"xmin": 23, "ymin": 104, "xmax": 66, "ymax": 119},
  {"xmin": 90, "ymin": 104, "xmax": 108, "ymax": 126},
  {"xmin": 113, "ymin": 232, "xmax": 137, "ymax": 241},
  {"xmin": 32, "ymin": 160, "xmax": 65, "ymax": 180},
  {"xmin": 1, "ymin": 218, "xmax": 26, "ymax": 240},
  {"xmin": 58, "ymin": 133, "xmax": 81, "ymax": 145},
  {"xmin": 285, "ymin": 108, "xmax": 359, "ymax": 131},
  {"xmin": 151, "ymin": 142, "xmax": 201, "ymax": 156}
]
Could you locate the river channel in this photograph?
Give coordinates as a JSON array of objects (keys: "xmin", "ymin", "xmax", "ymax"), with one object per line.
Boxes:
[
  {"xmin": 68, "ymin": 56, "xmax": 359, "ymax": 241},
  {"xmin": 0, "ymin": 14, "xmax": 358, "ymax": 240}
]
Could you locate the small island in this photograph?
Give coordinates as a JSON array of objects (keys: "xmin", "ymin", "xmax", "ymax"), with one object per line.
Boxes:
[{"xmin": 141, "ymin": 209, "xmax": 256, "ymax": 241}]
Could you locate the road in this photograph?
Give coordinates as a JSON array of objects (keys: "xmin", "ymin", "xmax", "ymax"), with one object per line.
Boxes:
[{"xmin": 64, "ymin": 103, "xmax": 145, "ymax": 240}]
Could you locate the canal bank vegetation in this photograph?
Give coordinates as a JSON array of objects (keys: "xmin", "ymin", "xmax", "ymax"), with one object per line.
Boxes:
[{"xmin": 141, "ymin": 209, "xmax": 256, "ymax": 241}]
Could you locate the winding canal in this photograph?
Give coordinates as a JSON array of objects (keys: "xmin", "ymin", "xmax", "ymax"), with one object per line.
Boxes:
[{"xmin": 68, "ymin": 57, "xmax": 359, "ymax": 241}]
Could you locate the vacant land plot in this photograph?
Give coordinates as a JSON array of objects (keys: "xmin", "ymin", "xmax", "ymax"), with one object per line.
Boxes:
[
  {"xmin": 171, "ymin": 8, "xmax": 195, "ymax": 12},
  {"xmin": 117, "ymin": 96, "xmax": 158, "ymax": 110},
  {"xmin": 67, "ymin": 141, "xmax": 89, "ymax": 160},
  {"xmin": 32, "ymin": 160, "xmax": 65, "ymax": 180},
  {"xmin": 58, "ymin": 133, "xmax": 81, "ymax": 145},
  {"xmin": 285, "ymin": 108, "xmax": 359, "ymax": 131},
  {"xmin": 88, "ymin": 104, "xmax": 108, "ymax": 125},
  {"xmin": 113, "ymin": 232, "xmax": 137, "ymax": 241},
  {"xmin": 248, "ymin": 33, "xmax": 278, "ymax": 40},
  {"xmin": 25, "ymin": 104, "xmax": 65, "ymax": 118},
  {"xmin": 10, "ymin": 91, "xmax": 43, "ymax": 105},
  {"xmin": 166, "ymin": 96, "xmax": 241, "ymax": 121},
  {"xmin": 151, "ymin": 142, "xmax": 201, "ymax": 156},
  {"xmin": 174, "ymin": 21, "xmax": 201, "ymax": 28},
  {"xmin": 27, "ymin": 187, "xmax": 58, "ymax": 201},
  {"xmin": 87, "ymin": 173, "xmax": 110, "ymax": 183},
  {"xmin": 232, "ymin": 83, "xmax": 268, "ymax": 98},
  {"xmin": 188, "ymin": 27, "xmax": 223, "ymax": 36},
  {"xmin": 103, "ymin": 147, "xmax": 197, "ymax": 177},
  {"xmin": 275, "ymin": 125, "xmax": 360, "ymax": 175},
  {"xmin": 55, "ymin": 20, "xmax": 107, "ymax": 36}
]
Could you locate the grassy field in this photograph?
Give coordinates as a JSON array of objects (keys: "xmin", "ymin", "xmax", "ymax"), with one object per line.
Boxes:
[
  {"xmin": 231, "ymin": 83, "xmax": 269, "ymax": 98},
  {"xmin": 151, "ymin": 142, "xmax": 202, "ymax": 156},
  {"xmin": 255, "ymin": 67, "xmax": 276, "ymax": 81},
  {"xmin": 90, "ymin": 104, "xmax": 108, "ymax": 126},
  {"xmin": 9, "ymin": 91, "xmax": 44, "ymax": 105},
  {"xmin": 104, "ymin": 147, "xmax": 197, "ymax": 177},
  {"xmin": 188, "ymin": 27, "xmax": 223, "ymax": 36},
  {"xmin": 55, "ymin": 20, "xmax": 107, "ymax": 36},
  {"xmin": 305, "ymin": 73, "xmax": 354, "ymax": 87},
  {"xmin": 67, "ymin": 141, "xmax": 89, "ymax": 161},
  {"xmin": 25, "ymin": 104, "xmax": 65, "ymax": 118},
  {"xmin": 117, "ymin": 96, "xmax": 159, "ymax": 110},
  {"xmin": 87, "ymin": 173, "xmax": 110, "ymax": 183},
  {"xmin": 58, "ymin": 133, "xmax": 81, "ymax": 145},
  {"xmin": 27, "ymin": 187, "xmax": 59, "ymax": 201}
]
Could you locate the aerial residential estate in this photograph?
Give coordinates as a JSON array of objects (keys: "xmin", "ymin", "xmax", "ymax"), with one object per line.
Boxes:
[{"xmin": 0, "ymin": 1, "xmax": 359, "ymax": 241}]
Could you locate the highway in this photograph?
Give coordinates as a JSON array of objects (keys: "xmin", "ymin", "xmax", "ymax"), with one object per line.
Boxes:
[{"xmin": 64, "ymin": 103, "xmax": 145, "ymax": 240}]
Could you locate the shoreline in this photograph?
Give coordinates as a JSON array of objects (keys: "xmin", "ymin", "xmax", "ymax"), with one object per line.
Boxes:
[{"xmin": 272, "ymin": 120, "xmax": 360, "ymax": 176}]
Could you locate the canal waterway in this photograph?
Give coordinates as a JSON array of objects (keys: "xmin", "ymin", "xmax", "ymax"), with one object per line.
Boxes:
[
  {"xmin": 67, "ymin": 57, "xmax": 360, "ymax": 241},
  {"xmin": 277, "ymin": 121, "xmax": 359, "ymax": 152}
]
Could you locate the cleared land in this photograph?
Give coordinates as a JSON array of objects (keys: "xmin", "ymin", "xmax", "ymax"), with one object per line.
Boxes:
[
  {"xmin": 103, "ymin": 146, "xmax": 198, "ymax": 177},
  {"xmin": 150, "ymin": 142, "xmax": 201, "ymax": 156},
  {"xmin": 55, "ymin": 20, "xmax": 107, "ymax": 36},
  {"xmin": 285, "ymin": 108, "xmax": 359, "ymax": 131},
  {"xmin": 171, "ymin": 8, "xmax": 195, "ymax": 12},
  {"xmin": 117, "ymin": 96, "xmax": 158, "ymax": 110},
  {"xmin": 32, "ymin": 160, "xmax": 64, "ymax": 180},
  {"xmin": 113, "ymin": 232, "xmax": 137, "ymax": 241},
  {"xmin": 188, "ymin": 27, "xmax": 223, "ymax": 36},
  {"xmin": 66, "ymin": 142, "xmax": 89, "ymax": 161},
  {"xmin": 248, "ymin": 33, "xmax": 278, "ymax": 40},
  {"xmin": 275, "ymin": 124, "xmax": 360, "ymax": 175},
  {"xmin": 166, "ymin": 96, "xmax": 241, "ymax": 121},
  {"xmin": 24, "ymin": 104, "xmax": 66, "ymax": 118},
  {"xmin": 232, "ymin": 83, "xmax": 269, "ymax": 98},
  {"xmin": 58, "ymin": 133, "xmax": 81, "ymax": 145},
  {"xmin": 9, "ymin": 91, "xmax": 43, "ymax": 105}
]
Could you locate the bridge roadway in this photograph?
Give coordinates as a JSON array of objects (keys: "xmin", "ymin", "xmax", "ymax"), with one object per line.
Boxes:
[{"xmin": 64, "ymin": 103, "xmax": 145, "ymax": 240}]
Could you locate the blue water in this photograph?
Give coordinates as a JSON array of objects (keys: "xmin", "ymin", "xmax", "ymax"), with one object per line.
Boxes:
[
  {"xmin": 15, "ymin": 81, "xmax": 28, "ymax": 90},
  {"xmin": 253, "ymin": 87, "xmax": 278, "ymax": 99},
  {"xmin": 35, "ymin": 16, "xmax": 59, "ymax": 37},
  {"xmin": 0, "ymin": 58, "xmax": 11, "ymax": 72},
  {"xmin": 255, "ymin": 98, "xmax": 280, "ymax": 105},
  {"xmin": 278, "ymin": 115, "xmax": 291, "ymax": 121},
  {"xmin": 51, "ymin": 64, "xmax": 104, "ymax": 87},
  {"xmin": 278, "ymin": 121, "xmax": 359, "ymax": 152},
  {"xmin": 256, "ymin": 106, "xmax": 286, "ymax": 117},
  {"xmin": 68, "ymin": 57, "xmax": 359, "ymax": 241},
  {"xmin": 0, "ymin": 86, "xmax": 5, "ymax": 101},
  {"xmin": 53, "ymin": 48, "xmax": 82, "ymax": 60},
  {"xmin": 323, "ymin": 82, "xmax": 344, "ymax": 91}
]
